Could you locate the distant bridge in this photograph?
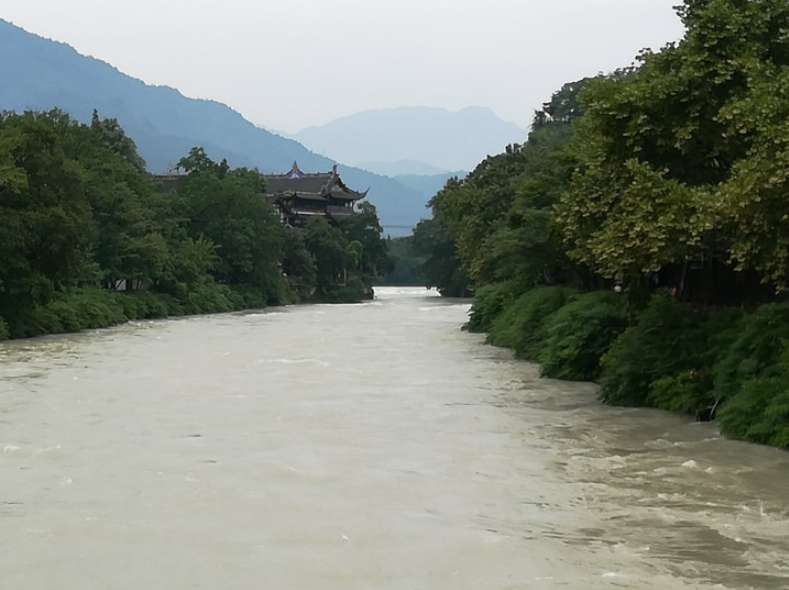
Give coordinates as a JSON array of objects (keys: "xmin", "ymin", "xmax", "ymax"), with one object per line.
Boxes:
[{"xmin": 381, "ymin": 225, "xmax": 415, "ymax": 238}]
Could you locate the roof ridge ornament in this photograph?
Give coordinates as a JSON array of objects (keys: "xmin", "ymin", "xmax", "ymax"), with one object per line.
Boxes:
[{"xmin": 289, "ymin": 161, "xmax": 303, "ymax": 179}]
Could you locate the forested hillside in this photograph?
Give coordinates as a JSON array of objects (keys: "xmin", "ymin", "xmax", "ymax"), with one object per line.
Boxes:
[
  {"xmin": 0, "ymin": 110, "xmax": 390, "ymax": 340},
  {"xmin": 413, "ymin": 0, "xmax": 789, "ymax": 448},
  {"xmin": 0, "ymin": 18, "xmax": 428, "ymax": 234}
]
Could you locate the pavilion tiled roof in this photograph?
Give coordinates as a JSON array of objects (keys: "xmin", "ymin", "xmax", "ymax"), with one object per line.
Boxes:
[{"xmin": 263, "ymin": 162, "xmax": 367, "ymax": 202}]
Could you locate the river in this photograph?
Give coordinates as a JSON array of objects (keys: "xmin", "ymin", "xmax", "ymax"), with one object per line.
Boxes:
[{"xmin": 1, "ymin": 286, "xmax": 788, "ymax": 589}]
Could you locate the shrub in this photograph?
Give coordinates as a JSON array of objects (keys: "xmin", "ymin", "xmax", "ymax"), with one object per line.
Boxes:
[
  {"xmin": 716, "ymin": 347, "xmax": 789, "ymax": 447},
  {"xmin": 313, "ymin": 277, "xmax": 368, "ymax": 303},
  {"xmin": 0, "ymin": 316, "xmax": 8, "ymax": 340},
  {"xmin": 11, "ymin": 288, "xmax": 131, "ymax": 337},
  {"xmin": 4, "ymin": 313, "xmax": 43, "ymax": 339},
  {"xmin": 466, "ymin": 281, "xmax": 519, "ymax": 333},
  {"xmin": 46, "ymin": 298, "xmax": 83, "ymax": 332},
  {"xmin": 231, "ymin": 285, "xmax": 272, "ymax": 309},
  {"xmin": 713, "ymin": 303, "xmax": 789, "ymax": 446},
  {"xmin": 115, "ymin": 292, "xmax": 146, "ymax": 320},
  {"xmin": 487, "ymin": 286, "xmax": 578, "ymax": 360},
  {"xmin": 599, "ymin": 294, "xmax": 706, "ymax": 406},
  {"xmin": 646, "ymin": 307, "xmax": 743, "ymax": 415},
  {"xmin": 27, "ymin": 303, "xmax": 66, "ymax": 334},
  {"xmin": 712, "ymin": 303, "xmax": 789, "ymax": 405},
  {"xmin": 183, "ymin": 283, "xmax": 239, "ymax": 315},
  {"xmin": 648, "ymin": 371, "xmax": 708, "ymax": 414},
  {"xmin": 128, "ymin": 291, "xmax": 177, "ymax": 318},
  {"xmin": 73, "ymin": 288, "xmax": 127, "ymax": 328},
  {"xmin": 537, "ymin": 290, "xmax": 628, "ymax": 381},
  {"xmin": 537, "ymin": 291, "xmax": 627, "ymax": 381}
]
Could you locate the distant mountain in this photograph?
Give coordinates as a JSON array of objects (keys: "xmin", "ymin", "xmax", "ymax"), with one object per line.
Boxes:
[
  {"xmin": 0, "ymin": 19, "xmax": 428, "ymax": 235},
  {"xmin": 292, "ymin": 106, "xmax": 526, "ymax": 172},
  {"xmin": 357, "ymin": 160, "xmax": 452, "ymax": 177},
  {"xmin": 392, "ymin": 172, "xmax": 466, "ymax": 201}
]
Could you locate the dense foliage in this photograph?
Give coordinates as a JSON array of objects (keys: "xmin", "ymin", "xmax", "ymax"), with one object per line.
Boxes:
[
  {"xmin": 537, "ymin": 291, "xmax": 628, "ymax": 382},
  {"xmin": 486, "ymin": 286, "xmax": 578, "ymax": 360},
  {"xmin": 376, "ymin": 236, "xmax": 425, "ymax": 286},
  {"xmin": 409, "ymin": 0, "xmax": 789, "ymax": 448},
  {"xmin": 599, "ymin": 294, "xmax": 712, "ymax": 408},
  {"xmin": 556, "ymin": 0, "xmax": 789, "ymax": 297},
  {"xmin": 410, "ymin": 216, "xmax": 470, "ymax": 296},
  {"xmin": 0, "ymin": 110, "xmax": 390, "ymax": 340}
]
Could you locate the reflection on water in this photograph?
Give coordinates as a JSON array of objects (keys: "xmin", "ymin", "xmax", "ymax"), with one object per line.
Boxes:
[{"xmin": 1, "ymin": 287, "xmax": 788, "ymax": 589}]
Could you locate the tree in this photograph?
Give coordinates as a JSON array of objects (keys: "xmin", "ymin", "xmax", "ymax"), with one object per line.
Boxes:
[
  {"xmin": 411, "ymin": 216, "xmax": 470, "ymax": 297},
  {"xmin": 429, "ymin": 150, "xmax": 526, "ymax": 283},
  {"xmin": 281, "ymin": 226, "xmax": 317, "ymax": 294},
  {"xmin": 303, "ymin": 217, "xmax": 349, "ymax": 293},
  {"xmin": 423, "ymin": 80, "xmax": 590, "ymax": 296},
  {"xmin": 58, "ymin": 109, "xmax": 168, "ymax": 289},
  {"xmin": 556, "ymin": 0, "xmax": 789, "ymax": 292},
  {"xmin": 338, "ymin": 201, "xmax": 393, "ymax": 279},
  {"xmin": 477, "ymin": 106, "xmax": 584, "ymax": 291},
  {"xmin": 176, "ymin": 150, "xmax": 284, "ymax": 300},
  {"xmin": 90, "ymin": 109, "xmax": 146, "ymax": 171},
  {"xmin": 0, "ymin": 111, "xmax": 95, "ymax": 321},
  {"xmin": 377, "ymin": 236, "xmax": 425, "ymax": 286}
]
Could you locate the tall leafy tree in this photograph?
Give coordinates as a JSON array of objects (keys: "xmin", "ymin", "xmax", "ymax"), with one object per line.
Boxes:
[
  {"xmin": 281, "ymin": 226, "xmax": 317, "ymax": 293},
  {"xmin": 0, "ymin": 111, "xmax": 95, "ymax": 320},
  {"xmin": 303, "ymin": 217, "xmax": 350, "ymax": 293},
  {"xmin": 338, "ymin": 201, "xmax": 392, "ymax": 279},
  {"xmin": 53, "ymin": 109, "xmax": 168, "ymax": 289},
  {"xmin": 430, "ymin": 151, "xmax": 525, "ymax": 283},
  {"xmin": 411, "ymin": 216, "xmax": 470, "ymax": 297},
  {"xmin": 176, "ymin": 150, "xmax": 284, "ymax": 299},
  {"xmin": 423, "ymin": 80, "xmax": 589, "ymax": 295},
  {"xmin": 90, "ymin": 109, "xmax": 146, "ymax": 172},
  {"xmin": 477, "ymin": 92, "xmax": 586, "ymax": 291},
  {"xmin": 556, "ymin": 0, "xmax": 789, "ymax": 291}
]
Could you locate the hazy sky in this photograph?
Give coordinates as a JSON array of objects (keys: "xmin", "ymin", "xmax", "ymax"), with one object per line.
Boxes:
[{"xmin": 4, "ymin": 1, "xmax": 685, "ymax": 133}]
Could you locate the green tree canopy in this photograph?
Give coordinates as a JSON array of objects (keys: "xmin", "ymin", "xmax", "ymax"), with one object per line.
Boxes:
[
  {"xmin": 556, "ymin": 0, "xmax": 789, "ymax": 289},
  {"xmin": 175, "ymin": 150, "xmax": 284, "ymax": 300},
  {"xmin": 0, "ymin": 111, "xmax": 96, "ymax": 316}
]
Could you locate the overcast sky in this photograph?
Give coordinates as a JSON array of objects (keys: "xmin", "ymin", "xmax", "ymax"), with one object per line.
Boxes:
[{"xmin": 3, "ymin": 1, "xmax": 685, "ymax": 133}]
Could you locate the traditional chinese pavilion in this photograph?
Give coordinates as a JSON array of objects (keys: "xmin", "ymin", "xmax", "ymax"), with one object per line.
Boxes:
[{"xmin": 263, "ymin": 162, "xmax": 367, "ymax": 226}]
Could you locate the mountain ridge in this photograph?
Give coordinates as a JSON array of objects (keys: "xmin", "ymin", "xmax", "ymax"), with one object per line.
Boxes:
[
  {"xmin": 292, "ymin": 105, "xmax": 525, "ymax": 172},
  {"xmin": 0, "ymin": 19, "xmax": 433, "ymax": 234},
  {"xmin": 356, "ymin": 159, "xmax": 458, "ymax": 177}
]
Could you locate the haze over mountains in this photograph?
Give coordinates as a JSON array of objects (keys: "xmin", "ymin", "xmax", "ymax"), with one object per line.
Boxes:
[
  {"xmin": 292, "ymin": 106, "xmax": 526, "ymax": 174},
  {"xmin": 0, "ymin": 18, "xmax": 519, "ymax": 234}
]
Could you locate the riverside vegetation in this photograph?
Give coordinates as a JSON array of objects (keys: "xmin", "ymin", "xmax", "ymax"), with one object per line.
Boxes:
[
  {"xmin": 0, "ymin": 109, "xmax": 391, "ymax": 341},
  {"xmin": 405, "ymin": 0, "xmax": 789, "ymax": 448}
]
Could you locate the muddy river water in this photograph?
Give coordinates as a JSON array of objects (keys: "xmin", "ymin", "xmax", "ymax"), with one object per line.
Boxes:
[{"xmin": 1, "ymin": 287, "xmax": 788, "ymax": 589}]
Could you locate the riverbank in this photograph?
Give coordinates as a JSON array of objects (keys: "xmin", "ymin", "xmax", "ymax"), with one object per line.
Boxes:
[
  {"xmin": 0, "ymin": 281, "xmax": 371, "ymax": 341},
  {"xmin": 468, "ymin": 284, "xmax": 789, "ymax": 449},
  {"xmin": 0, "ymin": 112, "xmax": 390, "ymax": 344}
]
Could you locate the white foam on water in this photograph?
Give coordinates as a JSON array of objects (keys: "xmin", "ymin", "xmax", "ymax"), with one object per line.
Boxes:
[
  {"xmin": 32, "ymin": 445, "xmax": 62, "ymax": 457},
  {"xmin": 257, "ymin": 358, "xmax": 331, "ymax": 367}
]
